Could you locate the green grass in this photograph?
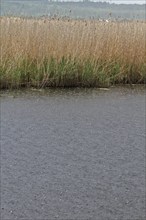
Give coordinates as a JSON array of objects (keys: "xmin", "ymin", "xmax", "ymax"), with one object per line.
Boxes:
[{"xmin": 1, "ymin": 57, "xmax": 145, "ymax": 89}]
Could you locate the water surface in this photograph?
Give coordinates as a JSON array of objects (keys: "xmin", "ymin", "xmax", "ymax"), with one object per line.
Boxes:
[{"xmin": 1, "ymin": 87, "xmax": 145, "ymax": 220}]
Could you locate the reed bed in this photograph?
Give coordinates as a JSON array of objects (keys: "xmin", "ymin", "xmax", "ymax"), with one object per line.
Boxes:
[{"xmin": 0, "ymin": 17, "xmax": 146, "ymax": 89}]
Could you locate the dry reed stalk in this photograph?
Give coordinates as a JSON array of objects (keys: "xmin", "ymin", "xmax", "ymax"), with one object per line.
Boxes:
[{"xmin": 0, "ymin": 17, "xmax": 146, "ymax": 88}]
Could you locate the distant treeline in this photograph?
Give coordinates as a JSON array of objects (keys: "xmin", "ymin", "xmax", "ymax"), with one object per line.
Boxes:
[{"xmin": 1, "ymin": 0, "xmax": 146, "ymax": 20}]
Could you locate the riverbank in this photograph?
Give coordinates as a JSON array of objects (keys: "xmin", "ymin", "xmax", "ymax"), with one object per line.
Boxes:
[{"xmin": 0, "ymin": 17, "xmax": 146, "ymax": 89}]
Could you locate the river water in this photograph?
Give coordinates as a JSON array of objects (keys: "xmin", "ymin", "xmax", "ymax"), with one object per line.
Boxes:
[{"xmin": 1, "ymin": 87, "xmax": 145, "ymax": 220}]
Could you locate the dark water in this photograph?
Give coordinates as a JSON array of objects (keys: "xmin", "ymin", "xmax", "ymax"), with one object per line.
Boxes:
[{"xmin": 1, "ymin": 87, "xmax": 146, "ymax": 220}]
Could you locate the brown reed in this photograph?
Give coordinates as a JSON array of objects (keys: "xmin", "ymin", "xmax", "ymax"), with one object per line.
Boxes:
[{"xmin": 0, "ymin": 17, "xmax": 146, "ymax": 88}]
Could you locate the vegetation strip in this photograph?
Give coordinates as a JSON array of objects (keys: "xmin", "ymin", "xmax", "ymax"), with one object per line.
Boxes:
[{"xmin": 0, "ymin": 17, "xmax": 146, "ymax": 89}]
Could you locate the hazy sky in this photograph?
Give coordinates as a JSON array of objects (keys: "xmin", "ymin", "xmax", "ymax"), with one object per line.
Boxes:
[
  {"xmin": 65, "ymin": 0, "xmax": 145, "ymax": 4},
  {"xmin": 61, "ymin": 0, "xmax": 145, "ymax": 4},
  {"xmin": 99, "ymin": 0, "xmax": 145, "ymax": 4}
]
